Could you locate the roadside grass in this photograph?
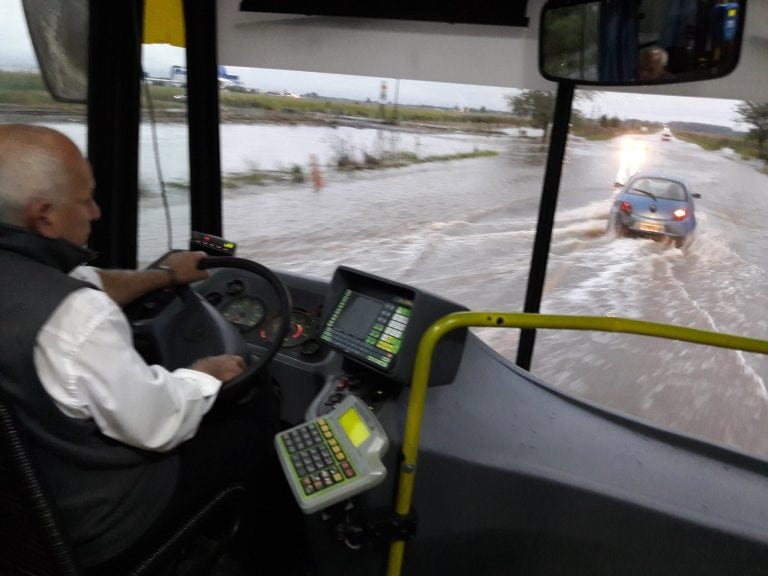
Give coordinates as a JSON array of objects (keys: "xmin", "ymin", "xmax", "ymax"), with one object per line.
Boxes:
[
  {"xmin": 335, "ymin": 148, "xmax": 498, "ymax": 171},
  {"xmin": 0, "ymin": 72, "xmax": 85, "ymax": 112},
  {"xmin": 674, "ymin": 130, "xmax": 760, "ymax": 159},
  {"xmin": 572, "ymin": 119, "xmax": 766, "ymax": 173},
  {"xmin": 572, "ymin": 124, "xmax": 626, "ymax": 141},
  {"xmin": 0, "ymin": 71, "xmax": 522, "ymax": 129},
  {"xmin": 674, "ymin": 130, "xmax": 767, "ymax": 173},
  {"xmin": 13, "ymin": 71, "xmax": 763, "ymax": 172},
  {"xmin": 0, "ymin": 71, "xmax": 506, "ymax": 188},
  {"xmin": 572, "ymin": 121, "xmax": 669, "ymax": 141},
  {"xmin": 222, "ymin": 164, "xmax": 306, "ymax": 188},
  {"xmin": 219, "ymin": 91, "xmax": 519, "ymax": 126},
  {"xmin": 219, "ymin": 149, "xmax": 499, "ymax": 188}
]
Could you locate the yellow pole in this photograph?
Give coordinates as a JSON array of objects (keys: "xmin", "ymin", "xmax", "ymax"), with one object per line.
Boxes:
[{"xmin": 385, "ymin": 312, "xmax": 768, "ymax": 576}]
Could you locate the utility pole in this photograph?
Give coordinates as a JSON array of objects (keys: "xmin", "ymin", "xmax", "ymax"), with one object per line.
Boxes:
[{"xmin": 393, "ymin": 78, "xmax": 400, "ymax": 124}]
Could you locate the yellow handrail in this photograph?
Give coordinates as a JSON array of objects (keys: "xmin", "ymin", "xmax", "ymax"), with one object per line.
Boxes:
[{"xmin": 385, "ymin": 312, "xmax": 768, "ymax": 576}]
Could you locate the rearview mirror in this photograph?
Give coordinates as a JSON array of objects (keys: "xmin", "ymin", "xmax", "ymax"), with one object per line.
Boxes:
[{"xmin": 539, "ymin": 0, "xmax": 745, "ymax": 86}]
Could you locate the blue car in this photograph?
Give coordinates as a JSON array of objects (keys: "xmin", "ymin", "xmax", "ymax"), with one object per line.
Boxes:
[{"xmin": 610, "ymin": 173, "xmax": 700, "ymax": 246}]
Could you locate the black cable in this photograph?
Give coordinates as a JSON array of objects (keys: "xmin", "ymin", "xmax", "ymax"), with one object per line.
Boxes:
[
  {"xmin": 131, "ymin": 0, "xmax": 174, "ymax": 252},
  {"xmin": 141, "ymin": 79, "xmax": 174, "ymax": 251}
]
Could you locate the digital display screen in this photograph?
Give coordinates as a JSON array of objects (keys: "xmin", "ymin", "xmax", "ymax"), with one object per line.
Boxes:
[
  {"xmin": 334, "ymin": 293, "xmax": 382, "ymax": 339},
  {"xmin": 339, "ymin": 407, "xmax": 370, "ymax": 447},
  {"xmin": 322, "ymin": 287, "xmax": 412, "ymax": 370}
]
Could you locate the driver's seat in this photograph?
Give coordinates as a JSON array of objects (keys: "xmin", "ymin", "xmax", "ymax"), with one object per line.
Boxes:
[{"xmin": 0, "ymin": 395, "xmax": 245, "ymax": 576}]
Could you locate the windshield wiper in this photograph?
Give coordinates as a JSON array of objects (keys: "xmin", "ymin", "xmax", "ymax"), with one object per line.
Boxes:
[{"xmin": 632, "ymin": 188, "xmax": 657, "ymax": 200}]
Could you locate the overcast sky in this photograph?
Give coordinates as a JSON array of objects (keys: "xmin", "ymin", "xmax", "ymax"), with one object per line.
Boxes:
[{"xmin": 2, "ymin": 0, "xmax": 745, "ymax": 130}]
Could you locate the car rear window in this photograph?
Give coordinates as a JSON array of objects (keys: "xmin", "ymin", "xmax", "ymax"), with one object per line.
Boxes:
[{"xmin": 629, "ymin": 178, "xmax": 687, "ymax": 201}]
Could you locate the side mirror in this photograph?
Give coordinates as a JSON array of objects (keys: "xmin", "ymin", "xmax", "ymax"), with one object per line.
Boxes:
[
  {"xmin": 539, "ymin": 0, "xmax": 746, "ymax": 86},
  {"xmin": 692, "ymin": 193, "xmax": 702, "ymax": 199}
]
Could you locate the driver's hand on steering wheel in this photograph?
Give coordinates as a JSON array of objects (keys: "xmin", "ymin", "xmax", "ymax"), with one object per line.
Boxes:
[
  {"xmin": 159, "ymin": 251, "xmax": 211, "ymax": 285},
  {"xmin": 190, "ymin": 355, "xmax": 246, "ymax": 382}
]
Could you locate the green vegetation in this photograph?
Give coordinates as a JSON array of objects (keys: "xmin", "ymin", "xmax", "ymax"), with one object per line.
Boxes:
[
  {"xmin": 504, "ymin": 89, "xmax": 594, "ymax": 141},
  {"xmin": 6, "ymin": 70, "xmax": 763, "ymax": 173},
  {"xmin": 218, "ymin": 150, "xmax": 499, "ymax": 188},
  {"xmin": 570, "ymin": 117, "xmax": 767, "ymax": 173},
  {"xmin": 676, "ymin": 130, "xmax": 767, "ymax": 174},
  {"xmin": 506, "ymin": 90, "xmax": 555, "ymax": 141},
  {"xmin": 571, "ymin": 118, "xmax": 659, "ymax": 141},
  {"xmin": 222, "ymin": 164, "xmax": 305, "ymax": 188},
  {"xmin": 219, "ymin": 91, "xmax": 518, "ymax": 126},
  {"xmin": 673, "ymin": 131, "xmax": 766, "ymax": 169},
  {"xmin": 0, "ymin": 71, "xmax": 84, "ymax": 112},
  {"xmin": 335, "ymin": 148, "xmax": 497, "ymax": 171},
  {"xmin": 0, "ymin": 71, "xmax": 521, "ymax": 130},
  {"xmin": 735, "ymin": 101, "xmax": 768, "ymax": 159}
]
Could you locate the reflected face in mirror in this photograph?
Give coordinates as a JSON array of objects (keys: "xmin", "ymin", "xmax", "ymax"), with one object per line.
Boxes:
[
  {"xmin": 638, "ymin": 46, "xmax": 670, "ymax": 81},
  {"xmin": 539, "ymin": 0, "xmax": 745, "ymax": 86}
]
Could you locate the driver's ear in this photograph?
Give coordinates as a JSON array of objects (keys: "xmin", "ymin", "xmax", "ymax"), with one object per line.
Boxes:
[{"xmin": 21, "ymin": 197, "xmax": 57, "ymax": 238}]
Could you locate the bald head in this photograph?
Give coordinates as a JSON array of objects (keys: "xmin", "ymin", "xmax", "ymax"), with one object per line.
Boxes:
[
  {"xmin": 0, "ymin": 124, "xmax": 98, "ymax": 246},
  {"xmin": 638, "ymin": 46, "xmax": 669, "ymax": 81}
]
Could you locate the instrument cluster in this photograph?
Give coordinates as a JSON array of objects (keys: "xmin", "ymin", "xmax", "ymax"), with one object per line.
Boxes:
[{"xmin": 200, "ymin": 271, "xmax": 326, "ymax": 361}]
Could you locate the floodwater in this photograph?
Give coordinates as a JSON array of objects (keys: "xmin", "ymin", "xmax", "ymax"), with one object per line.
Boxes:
[{"xmin": 41, "ymin": 122, "xmax": 768, "ymax": 457}]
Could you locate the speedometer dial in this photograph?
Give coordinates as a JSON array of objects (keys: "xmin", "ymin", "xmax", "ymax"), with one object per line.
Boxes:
[
  {"xmin": 221, "ymin": 296, "xmax": 265, "ymax": 331},
  {"xmin": 260, "ymin": 310, "xmax": 317, "ymax": 347}
]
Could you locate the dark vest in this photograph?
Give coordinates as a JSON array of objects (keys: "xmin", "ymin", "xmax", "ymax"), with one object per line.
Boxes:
[{"xmin": 0, "ymin": 224, "xmax": 177, "ymax": 566}]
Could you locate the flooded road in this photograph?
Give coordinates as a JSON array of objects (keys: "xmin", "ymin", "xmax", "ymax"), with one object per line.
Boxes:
[
  {"xmin": 532, "ymin": 135, "xmax": 768, "ymax": 457},
  {"xmin": 42, "ymin": 120, "xmax": 768, "ymax": 457},
  {"xmin": 219, "ymin": 128, "xmax": 768, "ymax": 457}
]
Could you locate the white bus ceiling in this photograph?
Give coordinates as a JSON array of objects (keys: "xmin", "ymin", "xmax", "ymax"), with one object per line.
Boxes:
[
  {"xmin": 22, "ymin": 0, "xmax": 768, "ymax": 102},
  {"xmin": 216, "ymin": 0, "xmax": 768, "ymax": 100}
]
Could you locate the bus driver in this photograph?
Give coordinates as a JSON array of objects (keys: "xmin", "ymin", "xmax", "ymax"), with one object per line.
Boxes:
[{"xmin": 0, "ymin": 124, "xmax": 300, "ymax": 573}]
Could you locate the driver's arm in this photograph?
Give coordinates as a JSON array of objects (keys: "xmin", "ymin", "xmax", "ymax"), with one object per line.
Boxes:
[
  {"xmin": 34, "ymin": 287, "xmax": 243, "ymax": 451},
  {"xmin": 74, "ymin": 251, "xmax": 210, "ymax": 305}
]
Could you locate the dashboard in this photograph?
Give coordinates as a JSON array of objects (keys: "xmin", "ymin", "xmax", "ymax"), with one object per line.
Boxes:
[{"xmin": 126, "ymin": 262, "xmax": 468, "ymax": 426}]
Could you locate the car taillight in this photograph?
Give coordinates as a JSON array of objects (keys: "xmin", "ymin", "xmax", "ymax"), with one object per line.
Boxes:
[
  {"xmin": 620, "ymin": 201, "xmax": 632, "ymax": 213},
  {"xmin": 673, "ymin": 208, "xmax": 688, "ymax": 221}
]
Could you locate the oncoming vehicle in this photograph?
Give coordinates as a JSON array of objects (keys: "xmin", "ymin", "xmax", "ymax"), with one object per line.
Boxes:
[
  {"xmin": 661, "ymin": 126, "xmax": 673, "ymax": 140},
  {"xmin": 3, "ymin": 0, "xmax": 768, "ymax": 575},
  {"xmin": 610, "ymin": 173, "xmax": 700, "ymax": 245},
  {"xmin": 614, "ymin": 136, "xmax": 647, "ymax": 187}
]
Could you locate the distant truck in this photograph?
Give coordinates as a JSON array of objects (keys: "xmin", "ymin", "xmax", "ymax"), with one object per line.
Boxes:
[
  {"xmin": 144, "ymin": 65, "xmax": 187, "ymax": 87},
  {"xmin": 144, "ymin": 65, "xmax": 244, "ymax": 90}
]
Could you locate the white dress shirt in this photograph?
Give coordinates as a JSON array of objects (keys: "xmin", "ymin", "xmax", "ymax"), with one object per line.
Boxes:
[{"xmin": 33, "ymin": 267, "xmax": 222, "ymax": 452}]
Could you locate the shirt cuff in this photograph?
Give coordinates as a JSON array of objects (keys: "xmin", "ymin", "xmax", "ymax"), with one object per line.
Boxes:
[
  {"xmin": 172, "ymin": 368, "xmax": 223, "ymax": 397},
  {"xmin": 70, "ymin": 265, "xmax": 104, "ymax": 289}
]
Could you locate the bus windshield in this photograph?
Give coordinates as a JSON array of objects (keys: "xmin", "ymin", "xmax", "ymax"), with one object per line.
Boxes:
[{"xmin": 2, "ymin": 0, "xmax": 767, "ymax": 460}]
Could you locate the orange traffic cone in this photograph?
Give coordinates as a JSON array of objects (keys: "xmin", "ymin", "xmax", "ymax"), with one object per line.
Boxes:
[{"xmin": 310, "ymin": 154, "xmax": 324, "ymax": 191}]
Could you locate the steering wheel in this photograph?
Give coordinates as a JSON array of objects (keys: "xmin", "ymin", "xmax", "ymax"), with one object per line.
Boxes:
[{"xmin": 128, "ymin": 256, "xmax": 293, "ymax": 397}]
